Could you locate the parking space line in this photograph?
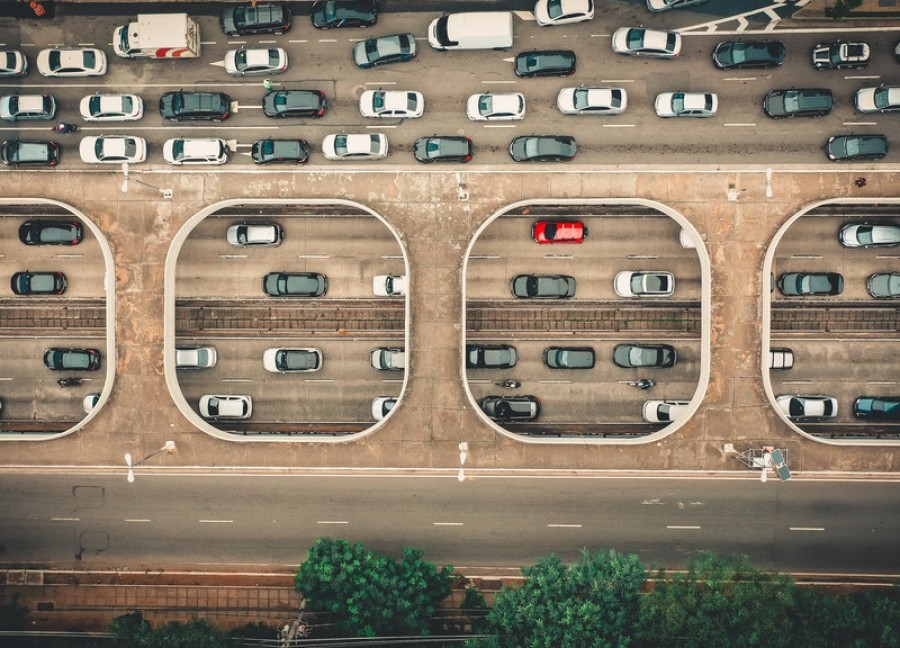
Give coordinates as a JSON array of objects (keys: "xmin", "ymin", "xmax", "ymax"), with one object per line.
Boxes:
[
  {"xmin": 482, "ymin": 80, "xmax": 517, "ymax": 84},
  {"xmin": 845, "ymin": 75, "xmax": 879, "ymax": 80},
  {"xmin": 125, "ymin": 519, "xmax": 151, "ymax": 523},
  {"xmin": 366, "ymin": 125, "xmax": 397, "ymax": 129},
  {"xmin": 666, "ymin": 525, "xmax": 701, "ymax": 530},
  {"xmin": 724, "ymin": 77, "xmax": 757, "ymax": 82},
  {"xmin": 844, "ymin": 121, "xmax": 877, "ymax": 126},
  {"xmin": 51, "ymin": 517, "xmax": 80, "ymax": 522},
  {"xmin": 790, "ymin": 527, "xmax": 825, "ymax": 532},
  {"xmin": 288, "ymin": 40, "xmax": 308, "ymax": 44},
  {"xmin": 199, "ymin": 519, "xmax": 233, "ymax": 524},
  {"xmin": 725, "ymin": 123, "xmax": 756, "ymax": 127},
  {"xmin": 365, "ymin": 81, "xmax": 396, "ymax": 85},
  {"xmin": 603, "ymin": 124, "xmax": 636, "ymax": 128},
  {"xmin": 317, "ymin": 520, "xmax": 348, "ymax": 525},
  {"xmin": 222, "ymin": 378, "xmax": 252, "ymax": 383},
  {"xmin": 599, "ymin": 79, "xmax": 634, "ymax": 83},
  {"xmin": 547, "ymin": 523, "xmax": 582, "ymax": 528},
  {"xmin": 318, "ymin": 39, "xmax": 338, "ymax": 43},
  {"xmin": 434, "ymin": 522, "xmax": 464, "ymax": 526}
]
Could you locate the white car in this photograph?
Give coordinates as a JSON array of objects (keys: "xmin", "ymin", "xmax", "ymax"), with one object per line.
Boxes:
[
  {"xmin": 36, "ymin": 47, "xmax": 107, "ymax": 77},
  {"xmin": 611, "ymin": 27, "xmax": 681, "ymax": 58},
  {"xmin": 175, "ymin": 346, "xmax": 217, "ymax": 369},
  {"xmin": 534, "ymin": 0, "xmax": 594, "ymax": 26},
  {"xmin": 163, "ymin": 138, "xmax": 228, "ymax": 165},
  {"xmin": 79, "ymin": 94, "xmax": 143, "ymax": 122},
  {"xmin": 321, "ymin": 133, "xmax": 388, "ymax": 161},
  {"xmin": 371, "ymin": 347, "xmax": 406, "ymax": 370},
  {"xmin": 371, "ymin": 396, "xmax": 397, "ymax": 421},
  {"xmin": 226, "ymin": 223, "xmax": 284, "ymax": 247},
  {"xmin": 79, "ymin": 136, "xmax": 147, "ymax": 164},
  {"xmin": 854, "ymin": 86, "xmax": 900, "ymax": 114},
  {"xmin": 466, "ymin": 92, "xmax": 526, "ymax": 121},
  {"xmin": 359, "ymin": 90, "xmax": 424, "ymax": 119},
  {"xmin": 557, "ymin": 87, "xmax": 627, "ymax": 115},
  {"xmin": 224, "ymin": 47, "xmax": 288, "ymax": 76},
  {"xmin": 614, "ymin": 271, "xmax": 675, "ymax": 297},
  {"xmin": 0, "ymin": 94, "xmax": 56, "ymax": 121},
  {"xmin": 82, "ymin": 393, "xmax": 101, "ymax": 415},
  {"xmin": 642, "ymin": 400, "xmax": 690, "ymax": 423},
  {"xmin": 654, "ymin": 92, "xmax": 718, "ymax": 118},
  {"xmin": 263, "ymin": 348, "xmax": 323, "ymax": 373},
  {"xmin": 199, "ymin": 395, "xmax": 252, "ymax": 420},
  {"xmin": 0, "ymin": 50, "xmax": 28, "ymax": 77},
  {"xmin": 373, "ymin": 274, "xmax": 407, "ymax": 296},
  {"xmin": 777, "ymin": 395, "xmax": 838, "ymax": 421},
  {"xmin": 647, "ymin": 0, "xmax": 709, "ymax": 12}
]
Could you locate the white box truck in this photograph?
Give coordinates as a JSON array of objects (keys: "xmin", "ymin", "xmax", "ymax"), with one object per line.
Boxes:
[
  {"xmin": 427, "ymin": 12, "xmax": 514, "ymax": 51},
  {"xmin": 113, "ymin": 13, "xmax": 201, "ymax": 59}
]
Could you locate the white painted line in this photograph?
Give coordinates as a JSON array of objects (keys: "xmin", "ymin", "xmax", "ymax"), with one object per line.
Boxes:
[
  {"xmin": 844, "ymin": 121, "xmax": 877, "ymax": 126},
  {"xmin": 482, "ymin": 80, "xmax": 517, "ymax": 84},
  {"xmin": 227, "ymin": 41, "xmax": 248, "ymax": 45},
  {"xmin": 539, "ymin": 380, "xmax": 573, "ymax": 384},
  {"xmin": 305, "ymin": 379, "xmax": 334, "ymax": 383},
  {"xmin": 317, "ymin": 520, "xmax": 349, "ymax": 525},
  {"xmin": 366, "ymin": 125, "xmax": 398, "ymax": 129},
  {"xmin": 433, "ymin": 522, "xmax": 464, "ymax": 526},
  {"xmin": 547, "ymin": 523, "xmax": 582, "ymax": 528},
  {"xmin": 600, "ymin": 79, "xmax": 635, "ymax": 83},
  {"xmin": 790, "ymin": 527, "xmax": 825, "ymax": 532},
  {"xmin": 51, "ymin": 517, "xmax": 80, "ymax": 522},
  {"xmin": 845, "ymin": 75, "xmax": 880, "ymax": 80},
  {"xmin": 725, "ymin": 123, "xmax": 756, "ymax": 127},
  {"xmin": 603, "ymin": 123, "xmax": 636, "ymax": 128},
  {"xmin": 288, "ymin": 40, "xmax": 308, "ymax": 44},
  {"xmin": 258, "ymin": 40, "xmax": 277, "ymax": 44},
  {"xmin": 666, "ymin": 525, "xmax": 701, "ymax": 530},
  {"xmin": 365, "ymin": 81, "xmax": 396, "ymax": 85},
  {"xmin": 318, "ymin": 39, "xmax": 338, "ymax": 43},
  {"xmin": 484, "ymin": 124, "xmax": 517, "ymax": 128},
  {"xmin": 199, "ymin": 519, "xmax": 233, "ymax": 524},
  {"xmin": 76, "ymin": 43, "xmax": 96, "ymax": 47},
  {"xmin": 222, "ymin": 378, "xmax": 252, "ymax": 383},
  {"xmin": 724, "ymin": 77, "xmax": 757, "ymax": 82},
  {"xmin": 125, "ymin": 519, "xmax": 151, "ymax": 523}
]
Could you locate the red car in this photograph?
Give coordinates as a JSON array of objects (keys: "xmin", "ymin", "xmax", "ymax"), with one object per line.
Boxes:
[{"xmin": 531, "ymin": 220, "xmax": 586, "ymax": 244}]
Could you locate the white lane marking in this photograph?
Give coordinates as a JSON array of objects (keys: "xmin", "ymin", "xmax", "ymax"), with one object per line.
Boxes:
[
  {"xmin": 317, "ymin": 520, "xmax": 349, "ymax": 525},
  {"xmin": 603, "ymin": 123, "xmax": 635, "ymax": 128},
  {"xmin": 199, "ymin": 519, "xmax": 233, "ymax": 523},
  {"xmin": 366, "ymin": 124, "xmax": 398, "ymax": 129},
  {"xmin": 790, "ymin": 527, "xmax": 825, "ymax": 532},
  {"xmin": 365, "ymin": 81, "xmax": 396, "ymax": 85},
  {"xmin": 318, "ymin": 39, "xmax": 338, "ymax": 43},
  {"xmin": 666, "ymin": 525, "xmax": 701, "ymax": 530},
  {"xmin": 845, "ymin": 75, "xmax": 880, "ymax": 80},
  {"xmin": 600, "ymin": 79, "xmax": 634, "ymax": 83},
  {"xmin": 258, "ymin": 40, "xmax": 277, "ymax": 44},
  {"xmin": 482, "ymin": 80, "xmax": 517, "ymax": 84},
  {"xmin": 844, "ymin": 121, "xmax": 877, "ymax": 126},
  {"xmin": 125, "ymin": 519, "xmax": 151, "ymax": 523},
  {"xmin": 288, "ymin": 40, "xmax": 308, "ymax": 43},
  {"xmin": 725, "ymin": 123, "xmax": 756, "ymax": 127},
  {"xmin": 724, "ymin": 77, "xmax": 757, "ymax": 82},
  {"xmin": 222, "ymin": 378, "xmax": 252, "ymax": 383},
  {"xmin": 547, "ymin": 523, "xmax": 582, "ymax": 528},
  {"xmin": 433, "ymin": 522, "xmax": 464, "ymax": 526},
  {"xmin": 483, "ymin": 124, "xmax": 517, "ymax": 128},
  {"xmin": 51, "ymin": 517, "xmax": 80, "ymax": 522}
]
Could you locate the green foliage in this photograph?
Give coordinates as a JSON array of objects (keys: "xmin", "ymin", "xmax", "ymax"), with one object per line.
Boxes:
[
  {"xmin": 0, "ymin": 593, "xmax": 29, "ymax": 631},
  {"xmin": 485, "ymin": 548, "xmax": 646, "ymax": 648},
  {"xmin": 226, "ymin": 620, "xmax": 279, "ymax": 640},
  {"xmin": 295, "ymin": 537, "xmax": 454, "ymax": 637},
  {"xmin": 826, "ymin": 0, "xmax": 864, "ymax": 19},
  {"xmin": 110, "ymin": 613, "xmax": 227, "ymax": 648},
  {"xmin": 110, "ymin": 611, "xmax": 153, "ymax": 648}
]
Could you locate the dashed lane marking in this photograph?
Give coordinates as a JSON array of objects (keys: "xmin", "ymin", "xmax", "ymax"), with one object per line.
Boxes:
[{"xmin": 666, "ymin": 525, "xmax": 701, "ymax": 530}]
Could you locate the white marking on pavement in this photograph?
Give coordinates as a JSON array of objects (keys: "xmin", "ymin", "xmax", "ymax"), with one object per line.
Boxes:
[
  {"xmin": 603, "ymin": 124, "xmax": 636, "ymax": 128},
  {"xmin": 724, "ymin": 77, "xmax": 757, "ymax": 82},
  {"xmin": 642, "ymin": 498, "xmax": 663, "ymax": 505},
  {"xmin": 845, "ymin": 75, "xmax": 880, "ymax": 80},
  {"xmin": 125, "ymin": 519, "xmax": 151, "ymax": 523},
  {"xmin": 366, "ymin": 125, "xmax": 397, "ymax": 129},
  {"xmin": 790, "ymin": 527, "xmax": 825, "ymax": 532},
  {"xmin": 288, "ymin": 40, "xmax": 308, "ymax": 44},
  {"xmin": 222, "ymin": 378, "xmax": 252, "ymax": 383},
  {"xmin": 600, "ymin": 79, "xmax": 634, "ymax": 83},
  {"xmin": 318, "ymin": 39, "xmax": 338, "ymax": 43},
  {"xmin": 258, "ymin": 40, "xmax": 277, "ymax": 44},
  {"xmin": 317, "ymin": 520, "xmax": 348, "ymax": 525},
  {"xmin": 51, "ymin": 517, "xmax": 80, "ymax": 522},
  {"xmin": 482, "ymin": 80, "xmax": 516, "ymax": 84},
  {"xmin": 199, "ymin": 519, "xmax": 233, "ymax": 524},
  {"xmin": 844, "ymin": 122, "xmax": 877, "ymax": 126},
  {"xmin": 667, "ymin": 525, "xmax": 701, "ymax": 530},
  {"xmin": 539, "ymin": 380, "xmax": 573, "ymax": 384},
  {"xmin": 725, "ymin": 123, "xmax": 756, "ymax": 127},
  {"xmin": 433, "ymin": 522, "xmax": 464, "ymax": 526},
  {"xmin": 365, "ymin": 81, "xmax": 396, "ymax": 85},
  {"xmin": 547, "ymin": 523, "xmax": 582, "ymax": 528},
  {"xmin": 484, "ymin": 124, "xmax": 517, "ymax": 128},
  {"xmin": 513, "ymin": 11, "xmax": 536, "ymax": 20}
]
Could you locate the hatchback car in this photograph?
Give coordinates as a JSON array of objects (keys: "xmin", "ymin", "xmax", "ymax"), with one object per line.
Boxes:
[
  {"xmin": 532, "ymin": 220, "xmax": 586, "ymax": 244},
  {"xmin": 0, "ymin": 94, "xmax": 56, "ymax": 121},
  {"xmin": 855, "ymin": 86, "xmax": 900, "ymax": 114},
  {"xmin": 510, "ymin": 274, "xmax": 576, "ymax": 299},
  {"xmin": 159, "ymin": 91, "xmax": 231, "ymax": 122},
  {"xmin": 655, "ymin": 92, "xmax": 717, "ymax": 118},
  {"xmin": 251, "ymin": 139, "xmax": 309, "ymax": 165},
  {"xmin": 839, "ymin": 223, "xmax": 900, "ymax": 248},
  {"xmin": 534, "ymin": 0, "xmax": 594, "ymax": 25},
  {"xmin": 480, "ymin": 395, "xmax": 541, "ymax": 422},
  {"xmin": 263, "ymin": 347, "xmax": 323, "ymax": 373},
  {"xmin": 867, "ymin": 273, "xmax": 900, "ymax": 299},
  {"xmin": 79, "ymin": 93, "xmax": 143, "ymax": 122},
  {"xmin": 769, "ymin": 348, "xmax": 794, "ymax": 370},
  {"xmin": 509, "ymin": 135, "xmax": 576, "ymax": 162},
  {"xmin": 371, "ymin": 396, "xmax": 397, "ymax": 421},
  {"xmin": 826, "ymin": 134, "xmax": 888, "ymax": 161},
  {"xmin": 853, "ymin": 396, "xmax": 900, "ymax": 420},
  {"xmin": 514, "ymin": 50, "xmax": 576, "ymax": 78},
  {"xmin": 611, "ymin": 27, "xmax": 682, "ymax": 58},
  {"xmin": 764, "ymin": 89, "xmax": 833, "ymax": 118},
  {"xmin": 199, "ymin": 395, "xmax": 252, "ymax": 420},
  {"xmin": 812, "ymin": 41, "xmax": 869, "ymax": 70},
  {"xmin": 322, "ymin": 133, "xmax": 388, "ymax": 160},
  {"xmin": 19, "ymin": 220, "xmax": 81, "ymax": 245},
  {"xmin": 466, "ymin": 344, "xmax": 517, "ymax": 369},
  {"xmin": 544, "ymin": 346, "xmax": 595, "ymax": 369},
  {"xmin": 43, "ymin": 348, "xmax": 101, "ymax": 371},
  {"xmin": 613, "ymin": 344, "xmax": 676, "ymax": 368},
  {"xmin": 359, "ymin": 90, "xmax": 424, "ymax": 119},
  {"xmin": 614, "ymin": 271, "xmax": 675, "ymax": 297},
  {"xmin": 82, "ymin": 393, "xmax": 101, "ymax": 415},
  {"xmin": 311, "ymin": 0, "xmax": 378, "ymax": 29},
  {"xmin": 413, "ymin": 136, "xmax": 473, "ymax": 163},
  {"xmin": 263, "ymin": 272, "xmax": 327, "ymax": 297},
  {"xmin": 557, "ymin": 87, "xmax": 627, "ymax": 115},
  {"xmin": 10, "ymin": 271, "xmax": 67, "ymax": 296},
  {"xmin": 163, "ymin": 138, "xmax": 228, "ymax": 165},
  {"xmin": 712, "ymin": 40, "xmax": 785, "ymax": 69},
  {"xmin": 221, "ymin": 3, "xmax": 291, "ymax": 36},
  {"xmin": 227, "ymin": 223, "xmax": 284, "ymax": 247},
  {"xmin": 224, "ymin": 48, "xmax": 288, "ymax": 76},
  {"xmin": 1, "ymin": 139, "xmax": 59, "ymax": 167},
  {"xmin": 175, "ymin": 346, "xmax": 217, "ymax": 369},
  {"xmin": 776, "ymin": 394, "xmax": 837, "ymax": 421},
  {"xmin": 373, "ymin": 274, "xmax": 407, "ymax": 296},
  {"xmin": 466, "ymin": 92, "xmax": 525, "ymax": 121},
  {"xmin": 0, "ymin": 50, "xmax": 27, "ymax": 77},
  {"xmin": 777, "ymin": 272, "xmax": 844, "ymax": 296},
  {"xmin": 79, "ymin": 135, "xmax": 147, "ymax": 164},
  {"xmin": 36, "ymin": 47, "xmax": 106, "ymax": 77},
  {"xmin": 263, "ymin": 90, "xmax": 327, "ymax": 118},
  {"xmin": 371, "ymin": 347, "xmax": 406, "ymax": 370},
  {"xmin": 642, "ymin": 400, "xmax": 690, "ymax": 423},
  {"xmin": 353, "ymin": 34, "xmax": 416, "ymax": 69}
]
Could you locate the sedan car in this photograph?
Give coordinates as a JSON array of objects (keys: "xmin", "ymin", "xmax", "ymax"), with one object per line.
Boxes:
[
  {"xmin": 226, "ymin": 223, "xmax": 284, "ymax": 247},
  {"xmin": 613, "ymin": 344, "xmax": 676, "ymax": 368},
  {"xmin": 220, "ymin": 3, "xmax": 291, "ymax": 36},
  {"xmin": 371, "ymin": 347, "xmax": 406, "ymax": 370},
  {"xmin": 36, "ymin": 47, "xmax": 106, "ymax": 77},
  {"xmin": 1, "ymin": 140, "xmax": 59, "ymax": 167},
  {"xmin": 867, "ymin": 273, "xmax": 900, "ymax": 298},
  {"xmin": 372, "ymin": 396, "xmax": 397, "ymax": 421},
  {"xmin": 199, "ymin": 395, "xmax": 252, "ymax": 420},
  {"xmin": 854, "ymin": 86, "xmax": 900, "ymax": 114},
  {"xmin": 514, "ymin": 50, "xmax": 576, "ymax": 78},
  {"xmin": 654, "ymin": 92, "xmax": 717, "ymax": 118},
  {"xmin": 263, "ymin": 347, "xmax": 323, "ymax": 373},
  {"xmin": 466, "ymin": 344, "xmax": 517, "ymax": 369},
  {"xmin": 826, "ymin": 134, "xmax": 888, "ymax": 161},
  {"xmin": 614, "ymin": 271, "xmax": 675, "ymax": 297},
  {"xmin": 163, "ymin": 138, "xmax": 228, "ymax": 166},
  {"xmin": 43, "ymin": 348, "xmax": 101, "ymax": 371},
  {"xmin": 642, "ymin": 400, "xmax": 691, "ymax": 423},
  {"xmin": 175, "ymin": 346, "xmax": 217, "ymax": 369},
  {"xmin": 251, "ymin": 139, "xmax": 309, "ymax": 165},
  {"xmin": 0, "ymin": 50, "xmax": 27, "ymax": 77},
  {"xmin": 838, "ymin": 223, "xmax": 900, "ymax": 248},
  {"xmin": 557, "ymin": 87, "xmax": 626, "ymax": 115},
  {"xmin": 777, "ymin": 272, "xmax": 844, "ymax": 296},
  {"xmin": 648, "ymin": 0, "xmax": 709, "ymax": 11},
  {"xmin": 853, "ymin": 396, "xmax": 900, "ymax": 420},
  {"xmin": 19, "ymin": 220, "xmax": 81, "ymax": 245},
  {"xmin": 10, "ymin": 271, "xmax": 67, "ymax": 296},
  {"xmin": 0, "ymin": 94, "xmax": 56, "ymax": 121},
  {"xmin": 321, "ymin": 133, "xmax": 388, "ymax": 160},
  {"xmin": 480, "ymin": 395, "xmax": 541, "ymax": 422},
  {"xmin": 712, "ymin": 40, "xmax": 785, "ymax": 69},
  {"xmin": 776, "ymin": 394, "xmax": 837, "ymax": 421},
  {"xmin": 263, "ymin": 90, "xmax": 327, "ymax": 118},
  {"xmin": 611, "ymin": 27, "xmax": 682, "ymax": 58},
  {"xmin": 159, "ymin": 91, "xmax": 231, "ymax": 122},
  {"xmin": 532, "ymin": 220, "xmax": 586, "ymax": 244},
  {"xmin": 764, "ymin": 89, "xmax": 833, "ymax": 118},
  {"xmin": 353, "ymin": 34, "xmax": 416, "ymax": 69},
  {"xmin": 224, "ymin": 48, "xmax": 288, "ymax": 76},
  {"xmin": 359, "ymin": 90, "xmax": 424, "ymax": 119},
  {"xmin": 79, "ymin": 135, "xmax": 147, "ymax": 164},
  {"xmin": 466, "ymin": 92, "xmax": 525, "ymax": 121},
  {"xmin": 812, "ymin": 40, "xmax": 869, "ymax": 70},
  {"xmin": 413, "ymin": 136, "xmax": 473, "ymax": 163},
  {"xmin": 510, "ymin": 274, "xmax": 576, "ymax": 299},
  {"xmin": 311, "ymin": 0, "xmax": 378, "ymax": 29},
  {"xmin": 535, "ymin": 0, "xmax": 593, "ymax": 25},
  {"xmin": 544, "ymin": 346, "xmax": 595, "ymax": 369},
  {"xmin": 79, "ymin": 93, "xmax": 143, "ymax": 122},
  {"xmin": 509, "ymin": 135, "xmax": 576, "ymax": 162},
  {"xmin": 263, "ymin": 272, "xmax": 328, "ymax": 297},
  {"xmin": 373, "ymin": 274, "xmax": 407, "ymax": 297}
]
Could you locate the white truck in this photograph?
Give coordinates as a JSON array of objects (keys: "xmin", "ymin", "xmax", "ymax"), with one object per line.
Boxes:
[{"xmin": 113, "ymin": 13, "xmax": 201, "ymax": 59}]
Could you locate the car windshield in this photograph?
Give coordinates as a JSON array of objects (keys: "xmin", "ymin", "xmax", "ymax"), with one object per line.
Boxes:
[
  {"xmin": 171, "ymin": 140, "xmax": 185, "ymax": 159},
  {"xmin": 671, "ymin": 93, "xmax": 685, "ymax": 111},
  {"xmin": 333, "ymin": 135, "xmax": 348, "ymax": 154},
  {"xmin": 82, "ymin": 51, "xmax": 95, "ymax": 67},
  {"xmin": 372, "ymin": 91, "xmax": 385, "ymax": 110},
  {"xmin": 479, "ymin": 95, "xmax": 493, "ymax": 114},
  {"xmin": 48, "ymin": 51, "xmax": 61, "ymax": 68},
  {"xmin": 626, "ymin": 29, "xmax": 644, "ymax": 49},
  {"xmin": 873, "ymin": 87, "xmax": 893, "ymax": 108}
]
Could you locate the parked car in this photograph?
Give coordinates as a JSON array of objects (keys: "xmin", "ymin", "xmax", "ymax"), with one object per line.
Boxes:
[
  {"xmin": 224, "ymin": 48, "xmax": 288, "ymax": 76},
  {"xmin": 466, "ymin": 92, "xmax": 525, "ymax": 121},
  {"xmin": 510, "ymin": 274, "xmax": 576, "ymax": 299},
  {"xmin": 654, "ymin": 92, "xmax": 717, "ymax": 118},
  {"xmin": 769, "ymin": 348, "xmax": 794, "ymax": 370},
  {"xmin": 263, "ymin": 348, "xmax": 323, "ymax": 373},
  {"xmin": 199, "ymin": 395, "xmax": 252, "ymax": 420},
  {"xmin": 321, "ymin": 133, "xmax": 388, "ymax": 160},
  {"xmin": 613, "ymin": 343, "xmax": 676, "ymax": 368},
  {"xmin": 413, "ymin": 136, "xmax": 472, "ymax": 163},
  {"xmin": 353, "ymin": 34, "xmax": 416, "ymax": 69},
  {"xmin": 221, "ymin": 3, "xmax": 291, "ymax": 36},
  {"xmin": 227, "ymin": 223, "xmax": 284, "ymax": 247},
  {"xmin": 372, "ymin": 396, "xmax": 397, "ymax": 421},
  {"xmin": 36, "ymin": 47, "xmax": 106, "ymax": 77},
  {"xmin": 371, "ymin": 347, "xmax": 406, "ymax": 370},
  {"xmin": 19, "ymin": 220, "xmax": 81, "ymax": 245},
  {"xmin": 480, "ymin": 395, "xmax": 541, "ymax": 421},
  {"xmin": 763, "ymin": 89, "xmax": 833, "ymax": 118},
  {"xmin": 251, "ymin": 139, "xmax": 309, "ymax": 165},
  {"xmin": 159, "ymin": 91, "xmax": 231, "ymax": 122},
  {"xmin": 826, "ymin": 134, "xmax": 888, "ymax": 161},
  {"xmin": 359, "ymin": 90, "xmax": 423, "ymax": 119},
  {"xmin": 838, "ymin": 223, "xmax": 900, "ymax": 248},
  {"xmin": 777, "ymin": 272, "xmax": 843, "ymax": 296},
  {"xmin": 557, "ymin": 87, "xmax": 626, "ymax": 115},
  {"xmin": 614, "ymin": 271, "xmax": 675, "ymax": 297},
  {"xmin": 812, "ymin": 41, "xmax": 869, "ymax": 70},
  {"xmin": 263, "ymin": 272, "xmax": 327, "ymax": 297},
  {"xmin": 163, "ymin": 138, "xmax": 228, "ymax": 165},
  {"xmin": 642, "ymin": 400, "xmax": 690, "ymax": 423},
  {"xmin": 532, "ymin": 220, "xmax": 586, "ymax": 244},
  {"xmin": 311, "ymin": 0, "xmax": 378, "ymax": 29},
  {"xmin": 10, "ymin": 271, "xmax": 67, "ymax": 295},
  {"xmin": 711, "ymin": 40, "xmax": 785, "ymax": 69},
  {"xmin": 647, "ymin": 0, "xmax": 709, "ymax": 11},
  {"xmin": 776, "ymin": 394, "xmax": 837, "ymax": 421},
  {"xmin": 509, "ymin": 135, "xmax": 576, "ymax": 162},
  {"xmin": 544, "ymin": 346, "xmax": 595, "ymax": 369},
  {"xmin": 373, "ymin": 274, "xmax": 407, "ymax": 296},
  {"xmin": 43, "ymin": 347, "xmax": 101, "ymax": 371},
  {"xmin": 0, "ymin": 94, "xmax": 56, "ymax": 121},
  {"xmin": 79, "ymin": 93, "xmax": 143, "ymax": 121},
  {"xmin": 867, "ymin": 273, "xmax": 900, "ymax": 298},
  {"xmin": 263, "ymin": 90, "xmax": 327, "ymax": 118},
  {"xmin": 79, "ymin": 135, "xmax": 147, "ymax": 164},
  {"xmin": 1, "ymin": 139, "xmax": 59, "ymax": 167},
  {"xmin": 534, "ymin": 0, "xmax": 594, "ymax": 25},
  {"xmin": 466, "ymin": 344, "xmax": 517, "ymax": 369},
  {"xmin": 0, "ymin": 50, "xmax": 27, "ymax": 77},
  {"xmin": 514, "ymin": 50, "xmax": 576, "ymax": 78},
  {"xmin": 611, "ymin": 27, "xmax": 681, "ymax": 58},
  {"xmin": 854, "ymin": 86, "xmax": 900, "ymax": 114},
  {"xmin": 82, "ymin": 393, "xmax": 100, "ymax": 414},
  {"xmin": 853, "ymin": 396, "xmax": 900, "ymax": 420},
  {"xmin": 175, "ymin": 346, "xmax": 217, "ymax": 369}
]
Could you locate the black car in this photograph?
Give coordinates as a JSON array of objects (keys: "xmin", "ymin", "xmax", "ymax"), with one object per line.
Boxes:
[
  {"xmin": 777, "ymin": 272, "xmax": 844, "ymax": 296},
  {"xmin": 853, "ymin": 396, "xmax": 900, "ymax": 420},
  {"xmin": 311, "ymin": 0, "xmax": 378, "ymax": 29},
  {"xmin": 514, "ymin": 50, "xmax": 576, "ymax": 78},
  {"xmin": 221, "ymin": 3, "xmax": 291, "ymax": 36},
  {"xmin": 159, "ymin": 91, "xmax": 231, "ymax": 122},
  {"xmin": 711, "ymin": 40, "xmax": 785, "ymax": 70},
  {"xmin": 510, "ymin": 274, "xmax": 576, "ymax": 299},
  {"xmin": 480, "ymin": 395, "xmax": 541, "ymax": 422},
  {"xmin": 251, "ymin": 139, "xmax": 310, "ymax": 164},
  {"xmin": 10, "ymin": 271, "xmax": 67, "ymax": 295},
  {"xmin": 1, "ymin": 139, "xmax": 59, "ymax": 166},
  {"xmin": 466, "ymin": 344, "xmax": 517, "ymax": 369},
  {"xmin": 353, "ymin": 33, "xmax": 416, "ymax": 69},
  {"xmin": 43, "ymin": 347, "xmax": 101, "ymax": 371},
  {"xmin": 613, "ymin": 344, "xmax": 676, "ymax": 368},
  {"xmin": 826, "ymin": 135, "xmax": 888, "ymax": 162},
  {"xmin": 763, "ymin": 89, "xmax": 833, "ymax": 118},
  {"xmin": 413, "ymin": 136, "xmax": 473, "ymax": 163},
  {"xmin": 812, "ymin": 41, "xmax": 869, "ymax": 70},
  {"xmin": 19, "ymin": 220, "xmax": 82, "ymax": 245},
  {"xmin": 509, "ymin": 135, "xmax": 576, "ymax": 163},
  {"xmin": 263, "ymin": 90, "xmax": 327, "ymax": 118},
  {"xmin": 263, "ymin": 272, "xmax": 328, "ymax": 297},
  {"xmin": 544, "ymin": 346, "xmax": 596, "ymax": 369}
]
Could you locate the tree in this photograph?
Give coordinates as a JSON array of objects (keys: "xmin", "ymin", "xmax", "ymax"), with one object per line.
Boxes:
[
  {"xmin": 295, "ymin": 538, "xmax": 454, "ymax": 637},
  {"xmin": 485, "ymin": 548, "xmax": 646, "ymax": 648},
  {"xmin": 110, "ymin": 613, "xmax": 227, "ymax": 648}
]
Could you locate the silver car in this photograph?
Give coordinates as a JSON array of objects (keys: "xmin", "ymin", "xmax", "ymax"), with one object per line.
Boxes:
[
  {"xmin": 557, "ymin": 87, "xmax": 626, "ymax": 115},
  {"xmin": 263, "ymin": 347, "xmax": 323, "ymax": 373},
  {"xmin": 226, "ymin": 223, "xmax": 284, "ymax": 247},
  {"xmin": 199, "ymin": 395, "xmax": 252, "ymax": 420},
  {"xmin": 614, "ymin": 271, "xmax": 675, "ymax": 297},
  {"xmin": 175, "ymin": 346, "xmax": 218, "ymax": 369},
  {"xmin": 838, "ymin": 223, "xmax": 900, "ymax": 248}
]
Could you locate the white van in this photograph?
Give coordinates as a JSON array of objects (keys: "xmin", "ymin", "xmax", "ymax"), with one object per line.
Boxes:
[{"xmin": 427, "ymin": 12, "xmax": 514, "ymax": 51}]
